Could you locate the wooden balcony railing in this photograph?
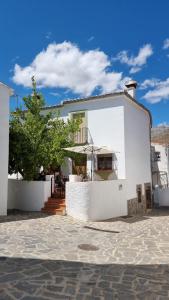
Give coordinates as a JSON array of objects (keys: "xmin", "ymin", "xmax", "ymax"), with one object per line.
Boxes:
[{"xmin": 73, "ymin": 127, "xmax": 89, "ymax": 145}]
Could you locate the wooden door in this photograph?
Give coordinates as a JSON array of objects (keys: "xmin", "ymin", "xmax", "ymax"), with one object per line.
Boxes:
[{"xmin": 145, "ymin": 183, "xmax": 152, "ymax": 209}]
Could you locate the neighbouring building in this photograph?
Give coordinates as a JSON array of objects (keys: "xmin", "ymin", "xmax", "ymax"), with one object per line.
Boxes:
[
  {"xmin": 41, "ymin": 80, "xmax": 152, "ymax": 217},
  {"xmin": 0, "ymin": 82, "xmax": 13, "ymax": 215},
  {"xmin": 151, "ymin": 126, "xmax": 169, "ymax": 188}
]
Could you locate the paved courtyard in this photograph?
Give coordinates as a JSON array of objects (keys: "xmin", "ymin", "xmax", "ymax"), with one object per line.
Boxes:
[{"xmin": 0, "ymin": 209, "xmax": 169, "ymax": 299}]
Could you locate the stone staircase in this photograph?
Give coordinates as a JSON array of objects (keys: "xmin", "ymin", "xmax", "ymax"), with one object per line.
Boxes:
[{"xmin": 41, "ymin": 192, "xmax": 66, "ymax": 215}]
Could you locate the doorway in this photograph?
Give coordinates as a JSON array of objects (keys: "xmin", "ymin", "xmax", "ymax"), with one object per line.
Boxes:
[{"xmin": 144, "ymin": 183, "xmax": 152, "ymax": 209}]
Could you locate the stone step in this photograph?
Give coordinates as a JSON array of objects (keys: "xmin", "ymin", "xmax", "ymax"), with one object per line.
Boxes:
[
  {"xmin": 47, "ymin": 197, "xmax": 65, "ymax": 202},
  {"xmin": 47, "ymin": 198, "xmax": 65, "ymax": 203},
  {"xmin": 41, "ymin": 207, "xmax": 66, "ymax": 215},
  {"xmin": 45, "ymin": 200, "xmax": 65, "ymax": 205},
  {"xmin": 44, "ymin": 202, "xmax": 66, "ymax": 209},
  {"xmin": 44, "ymin": 203, "xmax": 60, "ymax": 209},
  {"xmin": 42, "ymin": 196, "xmax": 66, "ymax": 215},
  {"xmin": 52, "ymin": 193, "xmax": 65, "ymax": 198}
]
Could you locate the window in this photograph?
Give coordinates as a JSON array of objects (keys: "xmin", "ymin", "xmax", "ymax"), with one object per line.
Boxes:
[
  {"xmin": 136, "ymin": 185, "xmax": 142, "ymax": 203},
  {"xmin": 72, "ymin": 112, "xmax": 86, "ymax": 123},
  {"xmin": 154, "ymin": 151, "xmax": 161, "ymax": 162},
  {"xmin": 97, "ymin": 155, "xmax": 112, "ymax": 171}
]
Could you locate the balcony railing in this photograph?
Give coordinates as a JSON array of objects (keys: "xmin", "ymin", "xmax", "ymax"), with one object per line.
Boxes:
[
  {"xmin": 72, "ymin": 127, "xmax": 93, "ymax": 145},
  {"xmin": 73, "ymin": 127, "xmax": 88, "ymax": 144}
]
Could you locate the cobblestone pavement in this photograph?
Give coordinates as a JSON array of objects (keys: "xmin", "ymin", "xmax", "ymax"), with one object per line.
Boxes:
[{"xmin": 1, "ymin": 210, "xmax": 169, "ymax": 299}]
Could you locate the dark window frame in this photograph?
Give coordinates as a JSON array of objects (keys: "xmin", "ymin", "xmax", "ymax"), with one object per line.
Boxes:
[
  {"xmin": 97, "ymin": 155, "xmax": 112, "ymax": 171},
  {"xmin": 154, "ymin": 151, "xmax": 161, "ymax": 162}
]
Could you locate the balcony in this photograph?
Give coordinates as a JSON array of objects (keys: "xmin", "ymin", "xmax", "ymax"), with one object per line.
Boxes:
[{"xmin": 73, "ymin": 127, "xmax": 91, "ymax": 145}]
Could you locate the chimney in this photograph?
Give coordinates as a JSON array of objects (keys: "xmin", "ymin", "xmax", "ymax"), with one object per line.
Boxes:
[{"xmin": 125, "ymin": 80, "xmax": 137, "ymax": 99}]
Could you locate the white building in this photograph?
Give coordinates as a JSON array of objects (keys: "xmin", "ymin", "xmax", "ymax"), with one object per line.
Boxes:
[
  {"xmin": 151, "ymin": 127, "xmax": 169, "ymax": 207},
  {"xmin": 42, "ymin": 81, "xmax": 152, "ymax": 219},
  {"xmin": 151, "ymin": 127, "xmax": 169, "ymax": 188},
  {"xmin": 0, "ymin": 82, "xmax": 13, "ymax": 215}
]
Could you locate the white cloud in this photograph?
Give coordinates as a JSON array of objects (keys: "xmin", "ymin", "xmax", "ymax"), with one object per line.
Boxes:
[
  {"xmin": 163, "ymin": 38, "xmax": 169, "ymax": 50},
  {"xmin": 88, "ymin": 36, "xmax": 95, "ymax": 42},
  {"xmin": 45, "ymin": 32, "xmax": 52, "ymax": 40},
  {"xmin": 140, "ymin": 78, "xmax": 160, "ymax": 90},
  {"xmin": 157, "ymin": 122, "xmax": 169, "ymax": 127},
  {"xmin": 12, "ymin": 41, "xmax": 128, "ymax": 96},
  {"xmin": 114, "ymin": 44, "xmax": 153, "ymax": 74},
  {"xmin": 142, "ymin": 78, "xmax": 169, "ymax": 103},
  {"xmin": 50, "ymin": 92, "xmax": 60, "ymax": 97},
  {"xmin": 11, "ymin": 55, "xmax": 20, "ymax": 63},
  {"xmin": 129, "ymin": 66, "xmax": 142, "ymax": 74}
]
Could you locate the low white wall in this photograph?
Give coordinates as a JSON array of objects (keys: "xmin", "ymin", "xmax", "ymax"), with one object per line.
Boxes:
[
  {"xmin": 0, "ymin": 84, "xmax": 11, "ymax": 215},
  {"xmin": 8, "ymin": 179, "xmax": 51, "ymax": 211},
  {"xmin": 154, "ymin": 187, "xmax": 169, "ymax": 206},
  {"xmin": 66, "ymin": 180, "xmax": 127, "ymax": 221}
]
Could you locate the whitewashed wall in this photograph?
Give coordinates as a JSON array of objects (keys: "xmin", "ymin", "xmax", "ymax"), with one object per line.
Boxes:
[
  {"xmin": 8, "ymin": 179, "xmax": 51, "ymax": 211},
  {"xmin": 45, "ymin": 95, "xmax": 126, "ymax": 179},
  {"xmin": 66, "ymin": 180, "xmax": 126, "ymax": 221},
  {"xmin": 87, "ymin": 105, "xmax": 125, "ymax": 179},
  {"xmin": 152, "ymin": 143, "xmax": 168, "ymax": 174},
  {"xmin": 151, "ymin": 144, "xmax": 169, "ymax": 187},
  {"xmin": 0, "ymin": 83, "xmax": 11, "ymax": 215},
  {"xmin": 124, "ymin": 98, "xmax": 151, "ymax": 200},
  {"xmin": 154, "ymin": 187, "xmax": 169, "ymax": 206}
]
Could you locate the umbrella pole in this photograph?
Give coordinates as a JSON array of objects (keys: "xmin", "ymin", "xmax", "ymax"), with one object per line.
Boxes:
[{"xmin": 91, "ymin": 148, "xmax": 93, "ymax": 181}]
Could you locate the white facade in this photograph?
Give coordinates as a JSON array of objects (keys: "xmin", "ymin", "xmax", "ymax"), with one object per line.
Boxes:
[
  {"xmin": 0, "ymin": 83, "xmax": 12, "ymax": 215},
  {"xmin": 66, "ymin": 180, "xmax": 126, "ymax": 221},
  {"xmin": 124, "ymin": 101, "xmax": 151, "ymax": 201},
  {"xmin": 151, "ymin": 143, "xmax": 169, "ymax": 187},
  {"xmin": 43, "ymin": 90, "xmax": 152, "ymax": 218},
  {"xmin": 45, "ymin": 96, "xmax": 127, "ymax": 179},
  {"xmin": 154, "ymin": 187, "xmax": 169, "ymax": 206}
]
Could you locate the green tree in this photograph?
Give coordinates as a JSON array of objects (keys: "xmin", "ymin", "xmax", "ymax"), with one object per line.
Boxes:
[
  {"xmin": 9, "ymin": 77, "xmax": 80, "ymax": 180},
  {"xmin": 46, "ymin": 116, "xmax": 81, "ymax": 173}
]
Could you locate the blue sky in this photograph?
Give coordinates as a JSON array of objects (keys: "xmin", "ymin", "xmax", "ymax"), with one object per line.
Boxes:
[{"xmin": 1, "ymin": 0, "xmax": 169, "ymax": 126}]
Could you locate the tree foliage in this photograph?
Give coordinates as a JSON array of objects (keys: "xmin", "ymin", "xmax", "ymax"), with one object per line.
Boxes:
[{"xmin": 9, "ymin": 77, "xmax": 80, "ymax": 180}]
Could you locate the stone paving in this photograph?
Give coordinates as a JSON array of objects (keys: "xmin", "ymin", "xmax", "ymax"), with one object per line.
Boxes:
[{"xmin": 0, "ymin": 210, "xmax": 169, "ymax": 299}]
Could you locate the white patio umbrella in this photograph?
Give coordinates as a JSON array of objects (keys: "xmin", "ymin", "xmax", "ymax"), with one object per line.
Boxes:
[{"xmin": 63, "ymin": 144, "xmax": 114, "ymax": 180}]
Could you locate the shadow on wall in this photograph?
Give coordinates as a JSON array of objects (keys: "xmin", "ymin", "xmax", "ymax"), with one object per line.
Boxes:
[{"xmin": 0, "ymin": 257, "xmax": 168, "ymax": 298}]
